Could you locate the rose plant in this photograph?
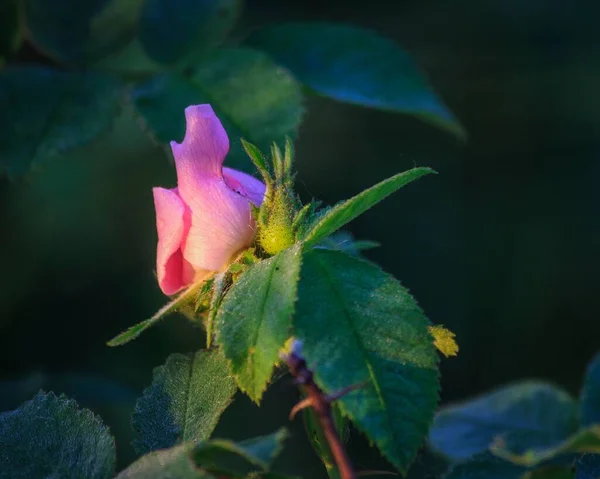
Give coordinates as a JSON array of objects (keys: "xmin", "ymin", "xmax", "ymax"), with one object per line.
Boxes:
[{"xmin": 2, "ymin": 1, "xmax": 599, "ymax": 478}]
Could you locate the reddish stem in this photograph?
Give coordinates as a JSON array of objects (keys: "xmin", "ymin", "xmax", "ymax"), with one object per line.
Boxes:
[{"xmin": 284, "ymin": 352, "xmax": 357, "ymax": 479}]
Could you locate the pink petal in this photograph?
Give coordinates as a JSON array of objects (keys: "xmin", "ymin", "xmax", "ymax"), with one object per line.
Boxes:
[
  {"xmin": 153, "ymin": 187, "xmax": 193, "ymax": 295},
  {"xmin": 170, "ymin": 105, "xmax": 229, "ymax": 198},
  {"xmin": 223, "ymin": 167, "xmax": 266, "ymax": 206},
  {"xmin": 167, "ymin": 104, "xmax": 267, "ymax": 274},
  {"xmin": 181, "ymin": 179, "xmax": 258, "ymax": 272}
]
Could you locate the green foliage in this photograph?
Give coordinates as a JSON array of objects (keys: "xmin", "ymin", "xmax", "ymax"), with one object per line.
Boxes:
[
  {"xmin": 24, "ymin": 0, "xmax": 140, "ymax": 64},
  {"xmin": 444, "ymin": 454, "xmax": 525, "ymax": 479},
  {"xmin": 0, "ymin": 66, "xmax": 121, "ymax": 180},
  {"xmin": 217, "ymin": 244, "xmax": 302, "ymax": 403},
  {"xmin": 117, "ymin": 430, "xmax": 288, "ymax": 478},
  {"xmin": 581, "ymin": 352, "xmax": 600, "ymax": 426},
  {"xmin": 247, "ymin": 22, "xmax": 465, "ymax": 138},
  {"xmin": 0, "ymin": 0, "xmax": 22, "ymax": 63},
  {"xmin": 132, "ymin": 350, "xmax": 237, "ymax": 455},
  {"xmin": 429, "ymin": 381, "xmax": 579, "ymax": 462},
  {"xmin": 294, "ymin": 249, "xmax": 439, "ymax": 474},
  {"xmin": 301, "ymin": 167, "xmax": 436, "ymax": 247},
  {"xmin": 525, "ymin": 467, "xmax": 576, "ymax": 479},
  {"xmin": 139, "ymin": 0, "xmax": 241, "ymax": 65},
  {"xmin": 0, "ymin": 391, "xmax": 115, "ymax": 479},
  {"xmin": 131, "ymin": 47, "xmax": 304, "ymax": 171}
]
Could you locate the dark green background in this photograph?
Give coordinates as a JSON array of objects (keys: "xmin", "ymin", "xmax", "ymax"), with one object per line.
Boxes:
[{"xmin": 1, "ymin": 0, "xmax": 598, "ymax": 476}]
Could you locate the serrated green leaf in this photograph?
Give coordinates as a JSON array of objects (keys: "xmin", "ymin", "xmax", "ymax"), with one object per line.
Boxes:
[
  {"xmin": 131, "ymin": 47, "xmax": 304, "ymax": 172},
  {"xmin": 294, "ymin": 249, "xmax": 439, "ymax": 474},
  {"xmin": 429, "ymin": 382, "xmax": 579, "ymax": 462},
  {"xmin": 581, "ymin": 351, "xmax": 600, "ymax": 426},
  {"xmin": 132, "ymin": 350, "xmax": 236, "ymax": 455},
  {"xmin": 443, "ymin": 454, "xmax": 524, "ymax": 479},
  {"xmin": 192, "ymin": 428, "xmax": 288, "ymax": 476},
  {"xmin": 302, "ymin": 167, "xmax": 435, "ymax": 247},
  {"xmin": 247, "ymin": 22, "xmax": 465, "ymax": 138},
  {"xmin": 139, "ymin": 0, "xmax": 241, "ymax": 65},
  {"xmin": 0, "ymin": 0, "xmax": 22, "ymax": 63},
  {"xmin": 0, "ymin": 66, "xmax": 121, "ymax": 180},
  {"xmin": 216, "ymin": 244, "xmax": 302, "ymax": 402},
  {"xmin": 0, "ymin": 391, "xmax": 115, "ymax": 479},
  {"xmin": 116, "ymin": 443, "xmax": 215, "ymax": 478},
  {"xmin": 492, "ymin": 426, "xmax": 600, "ymax": 467},
  {"xmin": 24, "ymin": 0, "xmax": 141, "ymax": 64},
  {"xmin": 108, "ymin": 282, "xmax": 202, "ymax": 346}
]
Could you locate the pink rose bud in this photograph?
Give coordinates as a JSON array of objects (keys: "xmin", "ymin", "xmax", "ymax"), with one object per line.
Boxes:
[{"xmin": 153, "ymin": 105, "xmax": 266, "ymax": 295}]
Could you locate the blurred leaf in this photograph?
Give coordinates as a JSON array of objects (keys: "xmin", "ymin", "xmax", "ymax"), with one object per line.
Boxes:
[
  {"xmin": 302, "ymin": 167, "xmax": 435, "ymax": 247},
  {"xmin": 492, "ymin": 426, "xmax": 600, "ymax": 467},
  {"xmin": 139, "ymin": 0, "xmax": 241, "ymax": 65},
  {"xmin": 131, "ymin": 47, "xmax": 304, "ymax": 171},
  {"xmin": 575, "ymin": 454, "xmax": 600, "ymax": 479},
  {"xmin": 216, "ymin": 244, "xmax": 302, "ymax": 403},
  {"xmin": 294, "ymin": 249, "xmax": 439, "ymax": 474},
  {"xmin": 443, "ymin": 453, "xmax": 524, "ymax": 479},
  {"xmin": 132, "ymin": 350, "xmax": 237, "ymax": 455},
  {"xmin": 247, "ymin": 23, "xmax": 465, "ymax": 138},
  {"xmin": 115, "ymin": 443, "xmax": 215, "ymax": 478},
  {"xmin": 24, "ymin": 0, "xmax": 141, "ymax": 64},
  {"xmin": 0, "ymin": 0, "xmax": 22, "ymax": 63},
  {"xmin": 429, "ymin": 382, "xmax": 579, "ymax": 462},
  {"xmin": 94, "ymin": 38, "xmax": 164, "ymax": 77},
  {"xmin": 0, "ymin": 391, "xmax": 115, "ymax": 479},
  {"xmin": 523, "ymin": 467, "xmax": 575, "ymax": 479},
  {"xmin": 86, "ymin": 0, "xmax": 145, "ymax": 62},
  {"xmin": 0, "ymin": 66, "xmax": 121, "ymax": 180},
  {"xmin": 192, "ymin": 428, "xmax": 288, "ymax": 476},
  {"xmin": 581, "ymin": 352, "xmax": 600, "ymax": 426}
]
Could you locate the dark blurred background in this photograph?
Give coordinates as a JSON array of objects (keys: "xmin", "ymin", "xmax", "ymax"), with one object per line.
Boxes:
[{"xmin": 1, "ymin": 0, "xmax": 599, "ymax": 476}]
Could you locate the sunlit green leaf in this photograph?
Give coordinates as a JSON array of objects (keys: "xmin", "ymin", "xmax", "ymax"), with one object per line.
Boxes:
[
  {"xmin": 131, "ymin": 47, "xmax": 304, "ymax": 172},
  {"xmin": 132, "ymin": 350, "xmax": 236, "ymax": 455},
  {"xmin": 581, "ymin": 351, "xmax": 600, "ymax": 426},
  {"xmin": 0, "ymin": 67, "xmax": 121, "ymax": 180},
  {"xmin": 302, "ymin": 167, "xmax": 435, "ymax": 247},
  {"xmin": 139, "ymin": 0, "xmax": 241, "ymax": 65},
  {"xmin": 248, "ymin": 23, "xmax": 465, "ymax": 138},
  {"xmin": 294, "ymin": 249, "xmax": 439, "ymax": 474},
  {"xmin": 216, "ymin": 245, "xmax": 302, "ymax": 403},
  {"xmin": 0, "ymin": 391, "xmax": 115, "ymax": 479},
  {"xmin": 429, "ymin": 382, "xmax": 579, "ymax": 462}
]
